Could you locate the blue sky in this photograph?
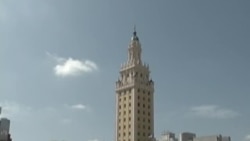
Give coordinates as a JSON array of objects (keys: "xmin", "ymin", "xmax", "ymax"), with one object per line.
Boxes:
[{"xmin": 0, "ymin": 0, "xmax": 250, "ymax": 141}]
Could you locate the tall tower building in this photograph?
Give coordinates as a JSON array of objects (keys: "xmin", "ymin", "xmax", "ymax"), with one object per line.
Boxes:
[{"xmin": 115, "ymin": 28, "xmax": 155, "ymax": 141}]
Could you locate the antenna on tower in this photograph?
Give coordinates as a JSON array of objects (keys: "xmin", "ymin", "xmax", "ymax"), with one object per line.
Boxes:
[{"xmin": 133, "ymin": 24, "xmax": 137, "ymax": 36}]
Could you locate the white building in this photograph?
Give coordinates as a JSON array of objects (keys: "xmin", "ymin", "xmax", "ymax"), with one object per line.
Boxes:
[
  {"xmin": 193, "ymin": 135, "xmax": 222, "ymax": 141},
  {"xmin": 159, "ymin": 131, "xmax": 178, "ymax": 141}
]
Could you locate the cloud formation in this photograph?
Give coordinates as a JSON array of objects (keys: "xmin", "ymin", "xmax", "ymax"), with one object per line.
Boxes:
[
  {"xmin": 71, "ymin": 104, "xmax": 86, "ymax": 110},
  {"xmin": 46, "ymin": 52, "xmax": 98, "ymax": 77},
  {"xmin": 189, "ymin": 105, "xmax": 239, "ymax": 119},
  {"xmin": 245, "ymin": 135, "xmax": 250, "ymax": 141},
  {"xmin": 88, "ymin": 139, "xmax": 100, "ymax": 141},
  {"xmin": 54, "ymin": 58, "xmax": 98, "ymax": 77}
]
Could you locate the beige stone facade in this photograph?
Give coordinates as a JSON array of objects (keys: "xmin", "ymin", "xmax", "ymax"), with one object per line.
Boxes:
[{"xmin": 115, "ymin": 29, "xmax": 154, "ymax": 141}]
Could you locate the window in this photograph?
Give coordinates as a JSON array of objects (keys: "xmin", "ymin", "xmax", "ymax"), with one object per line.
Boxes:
[
  {"xmin": 148, "ymin": 112, "xmax": 150, "ymax": 116},
  {"xmin": 143, "ymin": 132, "xmax": 146, "ymax": 136},
  {"xmin": 140, "ymin": 73, "xmax": 143, "ymax": 77},
  {"xmin": 138, "ymin": 132, "xmax": 140, "ymax": 136},
  {"xmin": 138, "ymin": 117, "xmax": 140, "ymax": 121},
  {"xmin": 148, "ymin": 105, "xmax": 150, "ymax": 109},
  {"xmin": 148, "ymin": 98, "xmax": 150, "ymax": 102},
  {"xmin": 129, "ymin": 95, "xmax": 131, "ymax": 99},
  {"xmin": 129, "ymin": 132, "xmax": 131, "ymax": 135},
  {"xmin": 143, "ymin": 111, "xmax": 145, "ymax": 115},
  {"xmin": 124, "ymin": 111, "xmax": 126, "ymax": 115},
  {"xmin": 124, "ymin": 132, "xmax": 126, "ymax": 136},
  {"xmin": 143, "ymin": 118, "xmax": 145, "ymax": 122},
  {"xmin": 138, "ymin": 96, "xmax": 140, "ymax": 99},
  {"xmin": 124, "ymin": 97, "xmax": 126, "ymax": 101},
  {"xmin": 129, "ymin": 124, "xmax": 131, "ymax": 128},
  {"xmin": 124, "ymin": 104, "xmax": 126, "ymax": 107},
  {"xmin": 138, "ymin": 103, "xmax": 140, "ymax": 107},
  {"xmin": 129, "ymin": 110, "xmax": 131, "ymax": 114},
  {"xmin": 143, "ymin": 90, "xmax": 145, "ymax": 94},
  {"xmin": 119, "ymin": 133, "xmax": 120, "ymax": 137},
  {"xmin": 143, "ymin": 104, "xmax": 145, "ymax": 108},
  {"xmin": 143, "ymin": 97, "xmax": 145, "ymax": 100},
  {"xmin": 148, "ymin": 126, "xmax": 151, "ymax": 130},
  {"xmin": 119, "ymin": 126, "xmax": 121, "ymax": 129},
  {"xmin": 148, "ymin": 91, "xmax": 150, "ymax": 95},
  {"xmin": 138, "ymin": 89, "xmax": 140, "ymax": 92},
  {"xmin": 129, "ymin": 103, "xmax": 131, "ymax": 107},
  {"xmin": 148, "ymin": 119, "xmax": 151, "ymax": 123},
  {"xmin": 124, "ymin": 118, "xmax": 126, "ymax": 121},
  {"xmin": 119, "ymin": 105, "xmax": 121, "ymax": 109},
  {"xmin": 129, "ymin": 117, "xmax": 131, "ymax": 121},
  {"xmin": 138, "ymin": 110, "xmax": 140, "ymax": 114},
  {"xmin": 143, "ymin": 125, "xmax": 145, "ymax": 129}
]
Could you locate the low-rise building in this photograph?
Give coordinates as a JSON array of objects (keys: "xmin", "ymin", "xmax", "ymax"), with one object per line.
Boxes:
[
  {"xmin": 159, "ymin": 131, "xmax": 178, "ymax": 141},
  {"xmin": 194, "ymin": 135, "xmax": 222, "ymax": 141},
  {"xmin": 180, "ymin": 132, "xmax": 196, "ymax": 141}
]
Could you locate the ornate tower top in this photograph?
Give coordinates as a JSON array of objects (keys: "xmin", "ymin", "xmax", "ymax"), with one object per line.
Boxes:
[{"xmin": 127, "ymin": 26, "xmax": 142, "ymax": 65}]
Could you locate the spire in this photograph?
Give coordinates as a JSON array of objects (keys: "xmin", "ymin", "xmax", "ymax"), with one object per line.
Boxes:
[
  {"xmin": 133, "ymin": 25, "xmax": 137, "ymax": 36},
  {"xmin": 131, "ymin": 25, "xmax": 139, "ymax": 41}
]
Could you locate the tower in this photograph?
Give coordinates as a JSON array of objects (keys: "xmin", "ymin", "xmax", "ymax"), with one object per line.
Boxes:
[{"xmin": 115, "ymin": 28, "xmax": 155, "ymax": 141}]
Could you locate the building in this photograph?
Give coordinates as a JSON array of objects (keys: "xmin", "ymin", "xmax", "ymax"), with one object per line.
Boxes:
[
  {"xmin": 115, "ymin": 28, "xmax": 155, "ymax": 141},
  {"xmin": 0, "ymin": 133, "xmax": 12, "ymax": 141},
  {"xmin": 193, "ymin": 135, "xmax": 222, "ymax": 141},
  {"xmin": 0, "ymin": 107, "xmax": 12, "ymax": 141},
  {"xmin": 222, "ymin": 136, "xmax": 231, "ymax": 141},
  {"xmin": 179, "ymin": 132, "xmax": 196, "ymax": 141},
  {"xmin": 0, "ymin": 118, "xmax": 10, "ymax": 134},
  {"xmin": 159, "ymin": 131, "xmax": 178, "ymax": 141}
]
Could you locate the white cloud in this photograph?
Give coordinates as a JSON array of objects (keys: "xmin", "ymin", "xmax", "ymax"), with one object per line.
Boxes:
[
  {"xmin": 245, "ymin": 135, "xmax": 250, "ymax": 141},
  {"xmin": 88, "ymin": 139, "xmax": 100, "ymax": 141},
  {"xmin": 46, "ymin": 52, "xmax": 98, "ymax": 77},
  {"xmin": 189, "ymin": 105, "xmax": 239, "ymax": 119},
  {"xmin": 64, "ymin": 103, "xmax": 91, "ymax": 112},
  {"xmin": 71, "ymin": 104, "xmax": 86, "ymax": 110}
]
